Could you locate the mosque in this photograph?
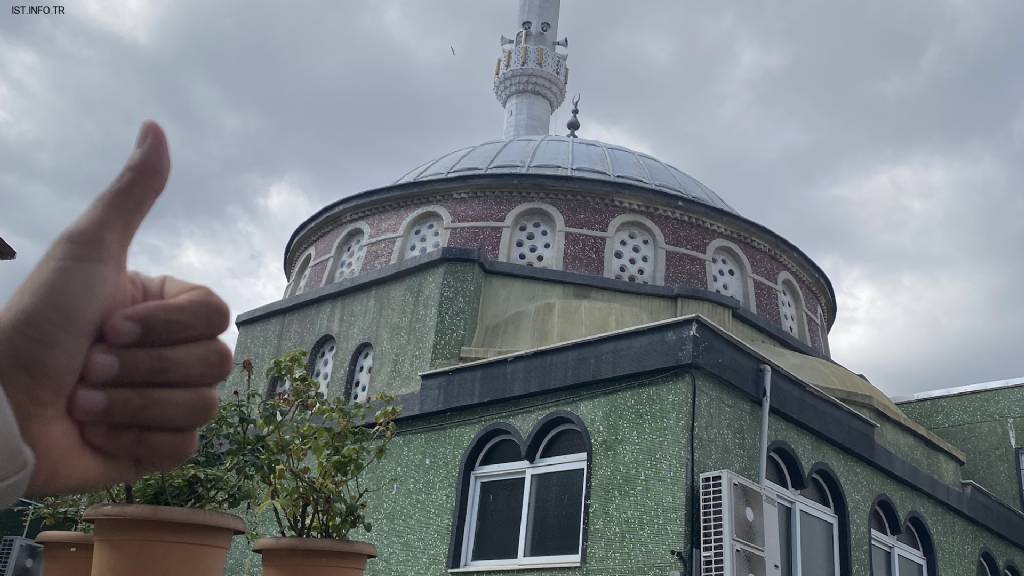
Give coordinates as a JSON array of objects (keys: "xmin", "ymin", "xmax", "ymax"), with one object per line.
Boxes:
[{"xmin": 227, "ymin": 2, "xmax": 1024, "ymax": 574}]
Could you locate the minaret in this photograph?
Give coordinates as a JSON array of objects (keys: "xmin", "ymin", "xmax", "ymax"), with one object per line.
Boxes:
[{"xmin": 494, "ymin": 0, "xmax": 569, "ymax": 139}]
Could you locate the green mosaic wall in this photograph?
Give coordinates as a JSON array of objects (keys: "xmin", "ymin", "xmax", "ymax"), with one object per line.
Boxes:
[
  {"xmin": 229, "ymin": 263, "xmax": 482, "ymax": 398},
  {"xmin": 223, "ymin": 373, "xmax": 692, "ymax": 576},
  {"xmin": 900, "ymin": 386, "xmax": 1024, "ymax": 513},
  {"xmin": 695, "ymin": 373, "xmax": 1024, "ymax": 575}
]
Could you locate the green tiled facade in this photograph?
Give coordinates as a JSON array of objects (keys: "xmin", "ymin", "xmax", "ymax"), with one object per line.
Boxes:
[
  {"xmin": 900, "ymin": 386, "xmax": 1024, "ymax": 513},
  {"xmin": 226, "ymin": 263, "xmax": 1024, "ymax": 575}
]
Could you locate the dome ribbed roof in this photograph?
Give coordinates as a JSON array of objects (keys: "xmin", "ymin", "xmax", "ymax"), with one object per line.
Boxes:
[{"xmin": 395, "ymin": 135, "xmax": 737, "ymax": 214}]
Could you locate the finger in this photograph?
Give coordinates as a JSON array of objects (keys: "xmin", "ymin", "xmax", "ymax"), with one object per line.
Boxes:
[
  {"xmin": 63, "ymin": 121, "xmax": 170, "ymax": 255},
  {"xmin": 81, "ymin": 340, "xmax": 233, "ymax": 386},
  {"xmin": 103, "ymin": 279, "xmax": 230, "ymax": 346},
  {"xmin": 71, "ymin": 385, "xmax": 219, "ymax": 429},
  {"xmin": 80, "ymin": 424, "xmax": 199, "ymax": 473}
]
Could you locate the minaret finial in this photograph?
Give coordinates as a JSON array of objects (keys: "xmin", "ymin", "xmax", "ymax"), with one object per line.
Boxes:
[
  {"xmin": 493, "ymin": 0, "xmax": 569, "ymax": 139},
  {"xmin": 566, "ymin": 93, "xmax": 581, "ymax": 138}
]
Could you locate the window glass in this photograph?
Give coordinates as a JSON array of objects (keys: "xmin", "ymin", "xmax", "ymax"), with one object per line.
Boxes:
[
  {"xmin": 471, "ymin": 477, "xmax": 525, "ymax": 561},
  {"xmin": 524, "ymin": 469, "xmax": 585, "ymax": 557},
  {"xmin": 896, "ymin": 525, "xmax": 920, "ymax": 550},
  {"xmin": 802, "ymin": 476, "xmax": 831, "ymax": 508},
  {"xmin": 871, "ymin": 545, "xmax": 893, "ymax": 576},
  {"xmin": 799, "ymin": 511, "xmax": 836, "ymax": 576},
  {"xmin": 980, "ymin": 559, "xmax": 996, "ymax": 576},
  {"xmin": 778, "ymin": 501, "xmax": 793, "ymax": 576},
  {"xmin": 538, "ymin": 428, "xmax": 585, "ymax": 458},
  {"xmin": 767, "ymin": 455, "xmax": 790, "ymax": 489},
  {"xmin": 899, "ymin": 556, "xmax": 925, "ymax": 576},
  {"xmin": 480, "ymin": 438, "xmax": 522, "ymax": 466},
  {"xmin": 870, "ymin": 506, "xmax": 890, "ymax": 534}
]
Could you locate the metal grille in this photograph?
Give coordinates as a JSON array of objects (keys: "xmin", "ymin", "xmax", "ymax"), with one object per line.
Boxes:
[
  {"xmin": 0, "ymin": 538, "xmax": 12, "ymax": 575},
  {"xmin": 700, "ymin": 473, "xmax": 726, "ymax": 576}
]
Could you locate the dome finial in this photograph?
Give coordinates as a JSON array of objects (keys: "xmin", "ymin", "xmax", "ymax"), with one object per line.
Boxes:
[{"xmin": 566, "ymin": 93, "xmax": 581, "ymax": 138}]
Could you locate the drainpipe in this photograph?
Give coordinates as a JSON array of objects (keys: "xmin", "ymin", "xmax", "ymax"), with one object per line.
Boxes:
[{"xmin": 758, "ymin": 364, "xmax": 772, "ymax": 486}]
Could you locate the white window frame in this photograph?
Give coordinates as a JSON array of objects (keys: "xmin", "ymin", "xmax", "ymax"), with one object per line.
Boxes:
[
  {"xmin": 459, "ymin": 431, "xmax": 587, "ymax": 570},
  {"xmin": 765, "ymin": 477, "xmax": 841, "ymax": 576},
  {"xmin": 870, "ymin": 528, "xmax": 928, "ymax": 576}
]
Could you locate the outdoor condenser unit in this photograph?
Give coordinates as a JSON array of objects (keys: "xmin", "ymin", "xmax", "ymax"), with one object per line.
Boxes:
[
  {"xmin": 699, "ymin": 470, "xmax": 781, "ymax": 576},
  {"xmin": 0, "ymin": 537, "xmax": 41, "ymax": 576}
]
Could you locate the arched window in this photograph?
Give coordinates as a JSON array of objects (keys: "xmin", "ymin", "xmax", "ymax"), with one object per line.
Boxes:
[
  {"xmin": 869, "ymin": 500, "xmax": 929, "ymax": 576},
  {"xmin": 331, "ymin": 227, "xmax": 367, "ymax": 282},
  {"xmin": 288, "ymin": 250, "xmax": 313, "ymax": 297},
  {"xmin": 764, "ymin": 449, "xmax": 840, "ymax": 576},
  {"xmin": 706, "ymin": 240, "xmax": 754, "ymax": 309},
  {"xmin": 502, "ymin": 205, "xmax": 563, "ymax": 269},
  {"xmin": 345, "ymin": 343, "xmax": 374, "ymax": 404},
  {"xmin": 979, "ymin": 552, "xmax": 999, "ymax": 576},
  {"xmin": 400, "ymin": 211, "xmax": 447, "ymax": 261},
  {"xmin": 308, "ymin": 336, "xmax": 336, "ymax": 395},
  {"xmin": 605, "ymin": 217, "xmax": 661, "ymax": 285},
  {"xmin": 459, "ymin": 420, "xmax": 588, "ymax": 569},
  {"xmin": 1005, "ymin": 563, "xmax": 1022, "ymax": 576},
  {"xmin": 778, "ymin": 273, "xmax": 807, "ymax": 342}
]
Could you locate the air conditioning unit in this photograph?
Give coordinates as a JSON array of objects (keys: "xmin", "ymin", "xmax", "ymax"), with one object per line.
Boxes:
[
  {"xmin": 699, "ymin": 470, "xmax": 781, "ymax": 576},
  {"xmin": 0, "ymin": 537, "xmax": 41, "ymax": 576}
]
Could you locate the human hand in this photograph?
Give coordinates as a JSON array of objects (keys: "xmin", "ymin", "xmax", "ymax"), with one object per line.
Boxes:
[{"xmin": 0, "ymin": 121, "xmax": 233, "ymax": 496}]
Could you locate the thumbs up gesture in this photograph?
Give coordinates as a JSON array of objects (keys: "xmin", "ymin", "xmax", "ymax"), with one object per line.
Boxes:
[{"xmin": 0, "ymin": 122, "xmax": 233, "ymax": 496}]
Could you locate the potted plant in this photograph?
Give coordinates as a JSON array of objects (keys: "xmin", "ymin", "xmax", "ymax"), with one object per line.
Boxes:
[
  {"xmin": 241, "ymin": 351, "xmax": 400, "ymax": 576},
  {"xmin": 82, "ymin": 372, "xmax": 255, "ymax": 576},
  {"xmin": 26, "ymin": 490, "xmax": 116, "ymax": 576}
]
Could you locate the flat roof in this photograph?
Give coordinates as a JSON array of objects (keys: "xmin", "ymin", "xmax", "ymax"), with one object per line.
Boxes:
[{"xmin": 894, "ymin": 376, "xmax": 1024, "ymax": 403}]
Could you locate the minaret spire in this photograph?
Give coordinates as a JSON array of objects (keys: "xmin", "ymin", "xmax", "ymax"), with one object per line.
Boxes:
[{"xmin": 493, "ymin": 0, "xmax": 569, "ymax": 139}]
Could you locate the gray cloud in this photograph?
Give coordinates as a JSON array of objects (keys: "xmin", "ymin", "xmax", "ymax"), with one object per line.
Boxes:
[{"xmin": 1, "ymin": 0, "xmax": 1021, "ymax": 396}]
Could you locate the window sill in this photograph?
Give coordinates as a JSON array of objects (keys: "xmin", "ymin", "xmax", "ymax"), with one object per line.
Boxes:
[{"xmin": 449, "ymin": 562, "xmax": 581, "ymax": 572}]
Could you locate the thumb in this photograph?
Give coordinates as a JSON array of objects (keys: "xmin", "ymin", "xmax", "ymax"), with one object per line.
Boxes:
[{"xmin": 67, "ymin": 121, "xmax": 171, "ymax": 255}]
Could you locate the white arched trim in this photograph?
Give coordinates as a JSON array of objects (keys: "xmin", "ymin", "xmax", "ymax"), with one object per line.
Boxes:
[
  {"xmin": 603, "ymin": 213, "xmax": 666, "ymax": 286},
  {"xmin": 285, "ymin": 247, "xmax": 316, "ymax": 297},
  {"xmin": 498, "ymin": 202, "xmax": 566, "ymax": 270},
  {"xmin": 322, "ymin": 221, "xmax": 372, "ymax": 286},
  {"xmin": 705, "ymin": 238, "xmax": 757, "ymax": 313},
  {"xmin": 390, "ymin": 205, "xmax": 453, "ymax": 264},
  {"xmin": 777, "ymin": 270, "xmax": 809, "ymax": 343}
]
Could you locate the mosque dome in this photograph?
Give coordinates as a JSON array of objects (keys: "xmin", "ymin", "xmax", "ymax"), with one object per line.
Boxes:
[{"xmin": 394, "ymin": 136, "xmax": 737, "ymax": 215}]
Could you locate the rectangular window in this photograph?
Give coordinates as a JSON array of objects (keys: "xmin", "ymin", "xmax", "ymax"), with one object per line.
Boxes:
[
  {"xmin": 871, "ymin": 533, "xmax": 927, "ymax": 576},
  {"xmin": 463, "ymin": 457, "xmax": 586, "ymax": 569},
  {"xmin": 769, "ymin": 487, "xmax": 839, "ymax": 576}
]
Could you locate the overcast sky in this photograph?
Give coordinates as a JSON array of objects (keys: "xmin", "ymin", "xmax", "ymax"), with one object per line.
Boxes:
[{"xmin": 2, "ymin": 1, "xmax": 1022, "ymax": 397}]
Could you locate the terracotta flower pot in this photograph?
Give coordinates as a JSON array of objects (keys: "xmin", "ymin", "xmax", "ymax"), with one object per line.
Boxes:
[
  {"xmin": 35, "ymin": 531, "xmax": 93, "ymax": 576},
  {"xmin": 253, "ymin": 537, "xmax": 377, "ymax": 576},
  {"xmin": 82, "ymin": 504, "xmax": 245, "ymax": 576}
]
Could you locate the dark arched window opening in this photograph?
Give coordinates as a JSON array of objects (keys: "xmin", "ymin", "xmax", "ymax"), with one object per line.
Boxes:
[
  {"xmin": 450, "ymin": 413, "xmax": 591, "ymax": 570},
  {"xmin": 763, "ymin": 448, "xmax": 840, "ymax": 576},
  {"xmin": 870, "ymin": 501, "xmax": 931, "ymax": 576},
  {"xmin": 979, "ymin": 551, "xmax": 999, "ymax": 576}
]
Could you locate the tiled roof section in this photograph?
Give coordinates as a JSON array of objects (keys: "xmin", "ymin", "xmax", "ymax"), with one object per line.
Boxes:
[{"xmin": 395, "ymin": 136, "xmax": 737, "ymax": 214}]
